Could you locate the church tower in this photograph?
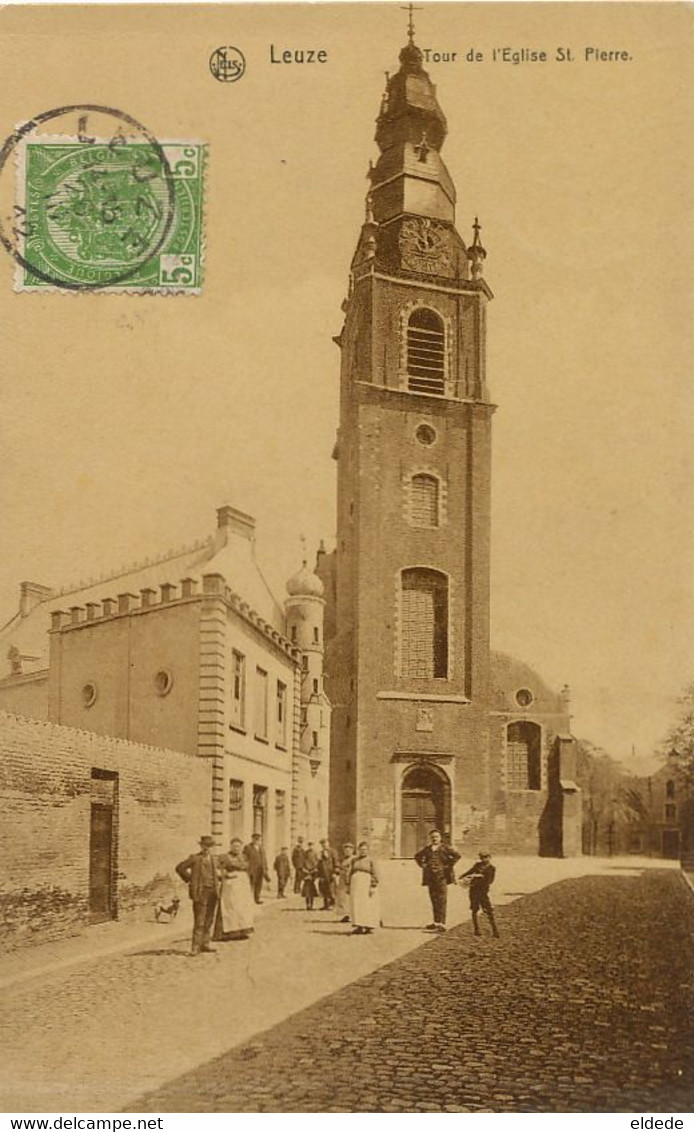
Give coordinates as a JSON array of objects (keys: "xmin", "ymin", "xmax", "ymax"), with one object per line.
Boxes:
[{"xmin": 324, "ymin": 23, "xmax": 496, "ymax": 857}]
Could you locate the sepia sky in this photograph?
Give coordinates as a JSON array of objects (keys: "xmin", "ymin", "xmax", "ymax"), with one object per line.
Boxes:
[{"xmin": 0, "ymin": 3, "xmax": 692, "ymax": 769}]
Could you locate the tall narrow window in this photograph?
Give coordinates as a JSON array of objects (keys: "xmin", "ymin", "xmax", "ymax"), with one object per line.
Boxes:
[
  {"xmin": 253, "ymin": 785, "xmax": 267, "ymax": 837},
  {"xmin": 229, "ymin": 779, "xmax": 244, "ymax": 840},
  {"xmin": 275, "ymin": 789, "xmax": 287, "ymax": 847},
  {"xmin": 666, "ymin": 779, "xmax": 676, "ymax": 799},
  {"xmin": 276, "ymin": 680, "xmax": 287, "ymax": 747},
  {"xmin": 407, "ymin": 308, "xmax": 445, "ymax": 395},
  {"xmin": 410, "ymin": 473, "xmax": 440, "ymax": 528},
  {"xmin": 254, "ymin": 667, "xmax": 268, "ymax": 740},
  {"xmin": 506, "ymin": 722, "xmax": 542, "ymax": 791},
  {"xmin": 400, "ymin": 568, "xmax": 448, "ymax": 679},
  {"xmin": 231, "ymin": 650, "xmax": 246, "ymax": 729}
]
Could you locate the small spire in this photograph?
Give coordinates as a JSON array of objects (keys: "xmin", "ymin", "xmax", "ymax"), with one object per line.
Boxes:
[
  {"xmin": 469, "ymin": 216, "xmax": 487, "ymax": 280},
  {"xmin": 299, "ymin": 532, "xmax": 307, "ymax": 567},
  {"xmin": 365, "ymin": 193, "xmax": 375, "ymax": 224}
]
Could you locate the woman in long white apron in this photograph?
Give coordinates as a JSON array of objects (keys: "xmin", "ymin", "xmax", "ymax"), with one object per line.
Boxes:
[
  {"xmin": 348, "ymin": 841, "xmax": 380, "ymax": 934},
  {"xmin": 217, "ymin": 837, "xmax": 255, "ymax": 940}
]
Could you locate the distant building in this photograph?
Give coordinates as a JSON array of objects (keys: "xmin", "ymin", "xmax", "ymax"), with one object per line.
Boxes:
[{"xmin": 628, "ymin": 757, "xmax": 684, "ymax": 859}]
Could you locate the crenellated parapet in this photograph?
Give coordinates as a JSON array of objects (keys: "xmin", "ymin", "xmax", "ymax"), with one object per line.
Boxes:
[{"xmin": 50, "ymin": 572, "xmax": 300, "ymax": 664}]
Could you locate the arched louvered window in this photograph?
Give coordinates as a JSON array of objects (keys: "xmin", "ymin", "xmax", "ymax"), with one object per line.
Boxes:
[
  {"xmin": 410, "ymin": 473, "xmax": 439, "ymax": 528},
  {"xmin": 407, "ymin": 308, "xmax": 445, "ymax": 395},
  {"xmin": 506, "ymin": 721, "xmax": 542, "ymax": 791},
  {"xmin": 400, "ymin": 568, "xmax": 448, "ymax": 679}
]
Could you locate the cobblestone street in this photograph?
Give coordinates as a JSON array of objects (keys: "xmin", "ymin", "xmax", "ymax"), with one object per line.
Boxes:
[
  {"xmin": 2, "ymin": 862, "xmax": 691, "ymax": 1113},
  {"xmin": 134, "ymin": 870, "xmax": 694, "ymax": 1113}
]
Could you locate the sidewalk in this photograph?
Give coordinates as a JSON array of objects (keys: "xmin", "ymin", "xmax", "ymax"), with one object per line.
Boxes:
[{"xmin": 0, "ymin": 854, "xmax": 677, "ymax": 992}]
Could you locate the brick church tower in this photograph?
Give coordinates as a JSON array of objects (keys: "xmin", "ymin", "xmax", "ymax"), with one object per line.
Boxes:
[{"xmin": 322, "ymin": 26, "xmax": 497, "ymax": 858}]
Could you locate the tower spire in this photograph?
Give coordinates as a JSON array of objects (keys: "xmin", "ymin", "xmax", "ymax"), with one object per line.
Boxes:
[{"xmin": 401, "ymin": 2, "xmax": 422, "ymax": 44}]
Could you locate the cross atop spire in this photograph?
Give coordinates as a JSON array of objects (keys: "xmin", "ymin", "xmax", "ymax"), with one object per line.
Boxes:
[{"xmin": 400, "ymin": 2, "xmax": 422, "ymax": 44}]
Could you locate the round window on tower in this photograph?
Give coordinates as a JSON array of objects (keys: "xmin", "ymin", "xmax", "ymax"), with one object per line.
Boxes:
[
  {"xmin": 415, "ymin": 423, "xmax": 437, "ymax": 447},
  {"xmin": 515, "ymin": 688, "xmax": 534, "ymax": 708}
]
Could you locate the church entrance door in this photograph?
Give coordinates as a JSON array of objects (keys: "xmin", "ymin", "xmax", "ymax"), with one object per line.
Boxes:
[{"xmin": 400, "ymin": 764, "xmax": 451, "ymax": 857}]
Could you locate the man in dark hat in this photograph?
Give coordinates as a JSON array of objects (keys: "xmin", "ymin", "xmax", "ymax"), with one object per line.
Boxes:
[
  {"xmin": 291, "ymin": 836, "xmax": 306, "ymax": 894},
  {"xmin": 414, "ymin": 829, "xmax": 460, "ymax": 932},
  {"xmin": 176, "ymin": 835, "xmax": 220, "ymax": 955},
  {"xmin": 244, "ymin": 832, "xmax": 270, "ymax": 904},
  {"xmin": 459, "ymin": 851, "xmax": 500, "ymax": 938}
]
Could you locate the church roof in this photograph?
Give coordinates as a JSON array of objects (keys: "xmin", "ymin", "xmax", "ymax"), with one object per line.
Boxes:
[
  {"xmin": 0, "ymin": 506, "xmax": 284, "ymax": 677},
  {"xmin": 489, "ymin": 649, "xmax": 569, "ymax": 718}
]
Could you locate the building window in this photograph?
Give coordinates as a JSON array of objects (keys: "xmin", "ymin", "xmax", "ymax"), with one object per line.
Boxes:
[
  {"xmin": 290, "ymin": 626, "xmax": 297, "ymax": 642},
  {"xmin": 312, "ymin": 730, "xmax": 319, "ymax": 749},
  {"xmin": 254, "ymin": 667, "xmax": 268, "ymax": 739},
  {"xmin": 229, "ymin": 779, "xmax": 244, "ymax": 840},
  {"xmin": 666, "ymin": 779, "xmax": 676, "ymax": 799},
  {"xmin": 313, "ymin": 626, "xmax": 320, "ymax": 643},
  {"xmin": 515, "ymin": 688, "xmax": 534, "ymax": 708},
  {"xmin": 253, "ymin": 786, "xmax": 267, "ymax": 837},
  {"xmin": 154, "ymin": 669, "xmax": 173, "ymax": 697},
  {"xmin": 231, "ymin": 651, "xmax": 246, "ymax": 729},
  {"xmin": 82, "ymin": 682, "xmax": 98, "ymax": 708},
  {"xmin": 407, "ymin": 308, "xmax": 445, "ymax": 396},
  {"xmin": 302, "ymin": 655, "xmax": 309, "ymax": 672},
  {"xmin": 275, "ymin": 789, "xmax": 287, "ymax": 846},
  {"xmin": 400, "ymin": 568, "xmax": 448, "ymax": 679},
  {"xmin": 312, "ymin": 677, "xmax": 320, "ymax": 695},
  {"xmin": 276, "ymin": 680, "xmax": 287, "ymax": 746},
  {"xmin": 665, "ymin": 803, "xmax": 677, "ymax": 822},
  {"xmin": 410, "ymin": 473, "xmax": 440, "ymax": 528},
  {"xmin": 506, "ymin": 721, "xmax": 542, "ymax": 791}
]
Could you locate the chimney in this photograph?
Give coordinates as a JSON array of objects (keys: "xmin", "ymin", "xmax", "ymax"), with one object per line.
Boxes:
[
  {"xmin": 215, "ymin": 504, "xmax": 256, "ymax": 547},
  {"xmin": 20, "ymin": 581, "xmax": 54, "ymax": 618},
  {"xmin": 140, "ymin": 587, "xmax": 157, "ymax": 609},
  {"xmin": 160, "ymin": 583, "xmax": 177, "ymax": 603},
  {"xmin": 181, "ymin": 577, "xmax": 198, "ymax": 598},
  {"xmin": 102, "ymin": 598, "xmax": 117, "ymax": 618},
  {"xmin": 118, "ymin": 593, "xmax": 138, "ymax": 615},
  {"xmin": 85, "ymin": 603, "xmax": 100, "ymax": 622},
  {"xmin": 70, "ymin": 606, "xmax": 85, "ymax": 625}
]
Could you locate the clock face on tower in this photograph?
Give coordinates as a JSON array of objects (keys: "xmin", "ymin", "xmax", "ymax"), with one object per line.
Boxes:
[{"xmin": 398, "ymin": 217, "xmax": 453, "ymax": 276}]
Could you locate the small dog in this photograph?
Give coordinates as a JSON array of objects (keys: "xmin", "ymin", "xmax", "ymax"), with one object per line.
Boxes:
[{"xmin": 154, "ymin": 896, "xmax": 181, "ymax": 922}]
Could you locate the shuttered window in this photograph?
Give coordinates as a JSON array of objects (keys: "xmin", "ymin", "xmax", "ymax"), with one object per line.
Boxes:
[
  {"xmin": 400, "ymin": 568, "xmax": 448, "ymax": 679},
  {"xmin": 407, "ymin": 308, "xmax": 445, "ymax": 396},
  {"xmin": 411, "ymin": 474, "xmax": 439, "ymax": 527}
]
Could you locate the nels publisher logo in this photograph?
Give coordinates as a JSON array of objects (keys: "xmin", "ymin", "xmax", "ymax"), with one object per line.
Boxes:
[{"xmin": 209, "ymin": 45, "xmax": 246, "ymax": 83}]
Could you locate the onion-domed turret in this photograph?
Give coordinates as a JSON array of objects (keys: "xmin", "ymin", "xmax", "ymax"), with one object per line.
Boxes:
[{"xmin": 286, "ymin": 560, "xmax": 324, "ymax": 599}]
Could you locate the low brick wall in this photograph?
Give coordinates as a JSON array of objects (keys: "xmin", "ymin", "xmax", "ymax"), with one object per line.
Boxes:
[{"xmin": 0, "ymin": 711, "xmax": 211, "ymax": 952}]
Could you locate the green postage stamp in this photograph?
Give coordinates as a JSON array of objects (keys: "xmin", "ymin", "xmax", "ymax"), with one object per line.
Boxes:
[{"xmin": 16, "ymin": 138, "xmax": 206, "ymax": 293}]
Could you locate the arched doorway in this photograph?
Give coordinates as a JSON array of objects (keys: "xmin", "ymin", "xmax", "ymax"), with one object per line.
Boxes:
[{"xmin": 400, "ymin": 763, "xmax": 451, "ymax": 857}]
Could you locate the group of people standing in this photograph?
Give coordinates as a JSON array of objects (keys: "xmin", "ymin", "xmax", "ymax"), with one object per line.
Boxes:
[
  {"xmin": 176, "ymin": 828, "xmax": 498, "ymax": 955},
  {"xmin": 291, "ymin": 837, "xmax": 380, "ymax": 933},
  {"xmin": 176, "ymin": 832, "xmax": 273, "ymax": 954}
]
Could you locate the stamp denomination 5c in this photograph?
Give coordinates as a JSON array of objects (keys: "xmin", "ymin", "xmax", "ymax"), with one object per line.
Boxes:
[{"xmin": 17, "ymin": 137, "xmax": 206, "ymax": 293}]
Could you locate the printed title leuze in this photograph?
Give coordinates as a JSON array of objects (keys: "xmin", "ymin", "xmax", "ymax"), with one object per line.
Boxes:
[{"xmin": 267, "ymin": 45, "xmax": 633, "ymax": 65}]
